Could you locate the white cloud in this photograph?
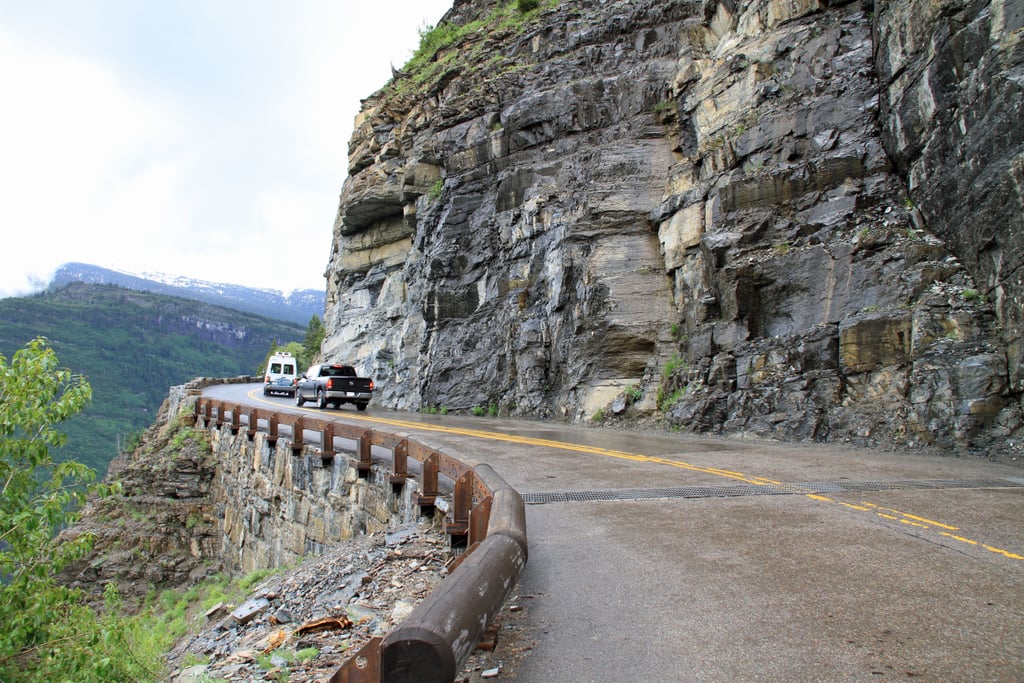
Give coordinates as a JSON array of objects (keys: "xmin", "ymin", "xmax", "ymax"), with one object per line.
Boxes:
[
  {"xmin": 0, "ymin": 1, "xmax": 453, "ymax": 299},
  {"xmin": 0, "ymin": 27, "xmax": 185, "ymax": 293}
]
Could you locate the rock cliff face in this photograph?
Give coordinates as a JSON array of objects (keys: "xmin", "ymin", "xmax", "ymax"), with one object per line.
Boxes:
[
  {"xmin": 874, "ymin": 0, "xmax": 1024, "ymax": 399},
  {"xmin": 324, "ymin": 0, "xmax": 1022, "ymax": 458}
]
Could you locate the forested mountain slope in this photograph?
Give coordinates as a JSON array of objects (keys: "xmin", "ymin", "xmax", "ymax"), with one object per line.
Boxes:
[{"xmin": 0, "ymin": 283, "xmax": 305, "ymax": 474}]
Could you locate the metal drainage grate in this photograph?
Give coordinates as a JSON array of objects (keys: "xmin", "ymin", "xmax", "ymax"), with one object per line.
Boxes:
[{"xmin": 521, "ymin": 478, "xmax": 1024, "ymax": 504}]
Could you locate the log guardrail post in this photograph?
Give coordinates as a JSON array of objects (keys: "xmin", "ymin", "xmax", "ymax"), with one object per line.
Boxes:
[
  {"xmin": 445, "ymin": 471, "xmax": 474, "ymax": 547},
  {"xmin": 229, "ymin": 404, "xmax": 240, "ymax": 434},
  {"xmin": 321, "ymin": 421, "xmax": 336, "ymax": 460},
  {"xmin": 390, "ymin": 439, "xmax": 410, "ymax": 492},
  {"xmin": 356, "ymin": 429, "xmax": 372, "ymax": 478},
  {"xmin": 290, "ymin": 417, "xmax": 304, "ymax": 456},
  {"xmin": 418, "ymin": 453, "xmax": 439, "ymax": 514},
  {"xmin": 267, "ymin": 413, "xmax": 279, "ymax": 446}
]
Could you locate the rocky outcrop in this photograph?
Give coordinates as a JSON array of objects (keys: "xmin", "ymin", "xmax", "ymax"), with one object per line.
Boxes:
[
  {"xmin": 324, "ymin": 0, "xmax": 1021, "ymax": 458},
  {"xmin": 874, "ymin": 0, "xmax": 1024, "ymax": 395}
]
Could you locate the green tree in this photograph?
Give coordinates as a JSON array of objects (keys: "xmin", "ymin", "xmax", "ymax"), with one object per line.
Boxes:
[
  {"xmin": 303, "ymin": 314, "xmax": 325, "ymax": 366},
  {"xmin": 0, "ymin": 338, "xmax": 148, "ymax": 681}
]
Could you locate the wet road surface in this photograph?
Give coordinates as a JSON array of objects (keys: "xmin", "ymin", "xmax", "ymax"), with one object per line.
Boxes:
[{"xmin": 206, "ymin": 384, "xmax": 1024, "ymax": 681}]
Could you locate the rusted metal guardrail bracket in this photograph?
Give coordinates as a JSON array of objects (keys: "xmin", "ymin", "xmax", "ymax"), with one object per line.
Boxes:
[
  {"xmin": 227, "ymin": 404, "xmax": 240, "ymax": 434},
  {"xmin": 418, "ymin": 452, "xmax": 440, "ymax": 515},
  {"xmin": 389, "ymin": 439, "xmax": 411, "ymax": 492},
  {"xmin": 330, "ymin": 636, "xmax": 382, "ymax": 682},
  {"xmin": 288, "ymin": 417, "xmax": 304, "ymax": 456},
  {"xmin": 321, "ymin": 422, "xmax": 336, "ymax": 460}
]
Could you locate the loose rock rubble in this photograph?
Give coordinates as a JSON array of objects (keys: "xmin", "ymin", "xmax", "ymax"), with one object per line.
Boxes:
[{"xmin": 166, "ymin": 522, "xmax": 452, "ymax": 682}]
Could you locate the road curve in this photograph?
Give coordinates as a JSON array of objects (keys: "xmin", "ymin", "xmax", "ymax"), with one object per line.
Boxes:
[{"xmin": 205, "ymin": 383, "xmax": 1024, "ymax": 682}]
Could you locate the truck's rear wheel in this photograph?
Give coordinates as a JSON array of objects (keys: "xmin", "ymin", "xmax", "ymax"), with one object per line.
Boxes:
[
  {"xmin": 357, "ymin": 403, "xmax": 368, "ymax": 412},
  {"xmin": 317, "ymin": 389, "xmax": 328, "ymax": 409}
]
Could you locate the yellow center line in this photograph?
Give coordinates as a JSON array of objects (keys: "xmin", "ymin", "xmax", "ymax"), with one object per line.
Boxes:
[
  {"xmin": 274, "ymin": 394, "xmax": 780, "ymax": 486},
  {"xmin": 246, "ymin": 390, "xmax": 1022, "ymax": 562},
  {"xmin": 858, "ymin": 502, "xmax": 959, "ymax": 530}
]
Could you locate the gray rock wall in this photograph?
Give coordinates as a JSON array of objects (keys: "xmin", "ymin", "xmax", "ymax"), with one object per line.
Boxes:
[
  {"xmin": 323, "ymin": 0, "xmax": 1022, "ymax": 458},
  {"xmin": 874, "ymin": 0, "xmax": 1024, "ymax": 392}
]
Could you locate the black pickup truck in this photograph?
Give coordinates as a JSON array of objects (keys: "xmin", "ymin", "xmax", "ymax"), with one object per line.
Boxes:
[{"xmin": 295, "ymin": 364, "xmax": 374, "ymax": 411}]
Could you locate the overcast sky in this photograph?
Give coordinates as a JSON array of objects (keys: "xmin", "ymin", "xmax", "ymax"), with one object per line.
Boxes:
[{"xmin": 0, "ymin": 0, "xmax": 453, "ymax": 298}]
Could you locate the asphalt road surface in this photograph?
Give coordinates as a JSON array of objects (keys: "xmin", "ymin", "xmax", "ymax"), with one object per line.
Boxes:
[{"xmin": 205, "ymin": 384, "xmax": 1024, "ymax": 682}]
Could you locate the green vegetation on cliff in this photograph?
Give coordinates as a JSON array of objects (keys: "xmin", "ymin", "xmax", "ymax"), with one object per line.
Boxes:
[
  {"xmin": 387, "ymin": 0, "xmax": 559, "ymax": 105},
  {"xmin": 0, "ymin": 283, "xmax": 306, "ymax": 475}
]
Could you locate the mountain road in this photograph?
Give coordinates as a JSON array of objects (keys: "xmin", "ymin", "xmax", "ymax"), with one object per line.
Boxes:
[{"xmin": 203, "ymin": 383, "xmax": 1024, "ymax": 682}]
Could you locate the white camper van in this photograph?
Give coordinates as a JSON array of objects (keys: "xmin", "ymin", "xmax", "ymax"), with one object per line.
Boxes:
[{"xmin": 263, "ymin": 351, "xmax": 299, "ymax": 397}]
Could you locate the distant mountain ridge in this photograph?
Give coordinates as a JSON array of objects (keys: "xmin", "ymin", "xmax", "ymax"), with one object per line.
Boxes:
[
  {"xmin": 0, "ymin": 282, "xmax": 307, "ymax": 476},
  {"xmin": 51, "ymin": 262, "xmax": 324, "ymax": 325}
]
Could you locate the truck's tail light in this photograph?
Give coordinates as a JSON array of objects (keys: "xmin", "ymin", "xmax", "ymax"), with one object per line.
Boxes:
[
  {"xmin": 326, "ymin": 378, "xmax": 334, "ymax": 390},
  {"xmin": 369, "ymin": 380, "xmax": 374, "ymax": 391}
]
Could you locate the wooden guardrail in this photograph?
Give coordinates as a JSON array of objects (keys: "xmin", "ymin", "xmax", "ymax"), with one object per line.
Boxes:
[{"xmin": 194, "ymin": 398, "xmax": 528, "ymax": 683}]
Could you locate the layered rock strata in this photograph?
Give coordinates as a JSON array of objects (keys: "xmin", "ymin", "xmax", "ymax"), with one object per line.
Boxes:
[{"xmin": 324, "ymin": 0, "xmax": 1021, "ymax": 457}]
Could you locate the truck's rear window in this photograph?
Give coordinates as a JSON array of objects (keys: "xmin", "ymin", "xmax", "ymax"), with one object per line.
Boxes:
[{"xmin": 323, "ymin": 366, "xmax": 355, "ymax": 377}]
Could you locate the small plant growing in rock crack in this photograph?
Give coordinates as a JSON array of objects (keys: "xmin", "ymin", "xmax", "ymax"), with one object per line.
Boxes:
[
  {"xmin": 427, "ymin": 178, "xmax": 444, "ymax": 202},
  {"xmin": 488, "ymin": 403, "xmax": 499, "ymax": 417},
  {"xmin": 626, "ymin": 385, "xmax": 643, "ymax": 403},
  {"xmin": 471, "ymin": 406, "xmax": 486, "ymax": 416},
  {"xmin": 591, "ymin": 407, "xmax": 606, "ymax": 422},
  {"xmin": 658, "ymin": 387, "xmax": 687, "ymax": 412},
  {"xmin": 662, "ymin": 352, "xmax": 686, "ymax": 380},
  {"xmin": 962, "ymin": 288, "xmax": 985, "ymax": 303}
]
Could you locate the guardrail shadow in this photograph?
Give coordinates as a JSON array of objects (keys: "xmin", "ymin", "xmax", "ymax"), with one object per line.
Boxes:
[{"xmin": 194, "ymin": 398, "xmax": 528, "ymax": 683}]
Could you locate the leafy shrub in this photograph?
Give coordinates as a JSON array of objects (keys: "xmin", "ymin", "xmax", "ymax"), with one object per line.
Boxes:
[{"xmin": 0, "ymin": 338, "xmax": 165, "ymax": 681}]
